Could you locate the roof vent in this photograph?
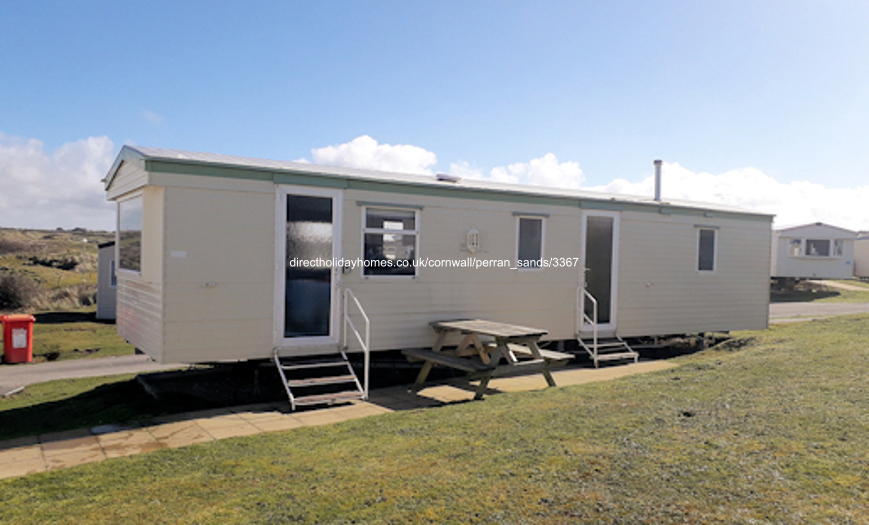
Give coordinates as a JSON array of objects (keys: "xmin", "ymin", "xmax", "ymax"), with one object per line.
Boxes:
[{"xmin": 435, "ymin": 173, "xmax": 461, "ymax": 183}]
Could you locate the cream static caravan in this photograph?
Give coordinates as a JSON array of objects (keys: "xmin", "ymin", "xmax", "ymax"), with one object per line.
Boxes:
[
  {"xmin": 771, "ymin": 223, "xmax": 857, "ymax": 280},
  {"xmin": 104, "ymin": 146, "xmax": 772, "ymax": 368}
]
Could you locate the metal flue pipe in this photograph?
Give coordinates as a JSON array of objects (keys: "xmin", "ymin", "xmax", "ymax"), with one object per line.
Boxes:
[{"xmin": 653, "ymin": 159, "xmax": 663, "ymax": 201}]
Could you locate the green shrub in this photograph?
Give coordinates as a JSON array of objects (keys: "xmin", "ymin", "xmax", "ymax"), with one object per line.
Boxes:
[{"xmin": 0, "ymin": 273, "xmax": 38, "ymax": 310}]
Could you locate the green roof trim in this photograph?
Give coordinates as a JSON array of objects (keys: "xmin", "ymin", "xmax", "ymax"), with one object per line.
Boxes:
[{"xmin": 104, "ymin": 146, "xmax": 773, "ymax": 223}]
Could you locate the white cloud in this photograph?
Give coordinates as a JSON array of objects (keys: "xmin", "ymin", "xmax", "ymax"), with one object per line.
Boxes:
[
  {"xmin": 447, "ymin": 160, "xmax": 484, "ymax": 180},
  {"xmin": 305, "ymin": 135, "xmax": 437, "ymax": 175},
  {"xmin": 4, "ymin": 131, "xmax": 866, "ymax": 234},
  {"xmin": 453, "ymin": 153, "xmax": 585, "ymax": 188},
  {"xmin": 589, "ymin": 162, "xmax": 869, "ymax": 231},
  {"xmin": 0, "ymin": 132, "xmax": 115, "ymax": 230}
]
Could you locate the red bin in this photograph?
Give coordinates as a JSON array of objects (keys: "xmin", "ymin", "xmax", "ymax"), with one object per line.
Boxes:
[{"xmin": 1, "ymin": 314, "xmax": 36, "ymax": 364}]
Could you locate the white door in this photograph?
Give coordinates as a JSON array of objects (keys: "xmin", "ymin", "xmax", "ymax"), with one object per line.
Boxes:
[
  {"xmin": 275, "ymin": 186, "xmax": 342, "ymax": 348},
  {"xmin": 580, "ymin": 211, "xmax": 619, "ymax": 333}
]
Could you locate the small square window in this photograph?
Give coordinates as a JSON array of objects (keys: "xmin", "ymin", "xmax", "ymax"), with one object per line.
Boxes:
[
  {"xmin": 789, "ymin": 239, "xmax": 802, "ymax": 257},
  {"xmin": 363, "ymin": 208, "xmax": 418, "ymax": 276}
]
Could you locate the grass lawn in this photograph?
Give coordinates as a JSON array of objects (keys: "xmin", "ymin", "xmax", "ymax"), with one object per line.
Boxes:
[
  {"xmin": 1, "ymin": 315, "xmax": 868, "ymax": 523},
  {"xmin": 0, "ymin": 311, "xmax": 135, "ymax": 363}
]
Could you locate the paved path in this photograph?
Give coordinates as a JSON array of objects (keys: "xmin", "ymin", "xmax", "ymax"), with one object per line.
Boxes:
[
  {"xmin": 0, "ymin": 360, "xmax": 676, "ymax": 480},
  {"xmin": 806, "ymin": 279, "xmax": 869, "ymax": 292},
  {"xmin": 0, "ymin": 355, "xmax": 182, "ymax": 395},
  {"xmin": 769, "ymin": 302, "xmax": 869, "ymax": 323}
]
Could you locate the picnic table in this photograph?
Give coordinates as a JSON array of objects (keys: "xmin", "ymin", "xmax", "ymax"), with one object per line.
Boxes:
[{"xmin": 402, "ymin": 319, "xmax": 572, "ymax": 400}]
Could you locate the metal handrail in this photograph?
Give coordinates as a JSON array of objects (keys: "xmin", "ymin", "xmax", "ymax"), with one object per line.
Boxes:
[
  {"xmin": 576, "ymin": 286, "xmax": 599, "ymax": 358},
  {"xmin": 343, "ymin": 288, "xmax": 370, "ymax": 399}
]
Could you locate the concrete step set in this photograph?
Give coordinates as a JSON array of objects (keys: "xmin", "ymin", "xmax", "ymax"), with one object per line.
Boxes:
[{"xmin": 0, "ymin": 360, "xmax": 674, "ymax": 480}]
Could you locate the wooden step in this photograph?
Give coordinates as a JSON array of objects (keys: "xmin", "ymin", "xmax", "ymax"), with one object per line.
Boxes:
[
  {"xmin": 278, "ymin": 358, "xmax": 350, "ymax": 371},
  {"xmin": 579, "ymin": 340, "xmax": 628, "ymax": 348},
  {"xmin": 286, "ymin": 374, "xmax": 358, "ymax": 387},
  {"xmin": 595, "ymin": 352, "xmax": 639, "ymax": 362},
  {"xmin": 293, "ymin": 391, "xmax": 365, "ymax": 406}
]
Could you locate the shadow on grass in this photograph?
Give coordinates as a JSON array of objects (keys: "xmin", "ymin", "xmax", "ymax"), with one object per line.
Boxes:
[
  {"xmin": 770, "ymin": 289, "xmax": 841, "ymax": 303},
  {"xmin": 33, "ymin": 311, "xmax": 107, "ymax": 324},
  {"xmin": 0, "ymin": 378, "xmax": 219, "ymax": 442}
]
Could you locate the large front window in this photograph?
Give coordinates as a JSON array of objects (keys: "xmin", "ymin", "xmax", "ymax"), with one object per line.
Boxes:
[
  {"xmin": 789, "ymin": 238, "xmax": 844, "ymax": 258},
  {"xmin": 118, "ymin": 196, "xmax": 143, "ymax": 272},
  {"xmin": 363, "ymin": 208, "xmax": 418, "ymax": 276}
]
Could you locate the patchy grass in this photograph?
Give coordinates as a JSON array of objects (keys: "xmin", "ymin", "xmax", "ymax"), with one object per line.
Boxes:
[
  {"xmin": 1, "ymin": 315, "xmax": 868, "ymax": 523},
  {"xmin": 0, "ymin": 311, "xmax": 134, "ymax": 363},
  {"xmin": 0, "ymin": 228, "xmax": 112, "ymax": 312}
]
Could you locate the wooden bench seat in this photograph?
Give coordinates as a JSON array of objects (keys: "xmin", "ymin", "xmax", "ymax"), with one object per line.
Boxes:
[
  {"xmin": 484, "ymin": 343, "xmax": 574, "ymax": 366},
  {"xmin": 402, "ymin": 348, "xmax": 494, "ymax": 373}
]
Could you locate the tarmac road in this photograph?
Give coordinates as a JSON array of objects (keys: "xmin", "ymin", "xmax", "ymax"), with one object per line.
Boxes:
[{"xmin": 0, "ymin": 355, "xmax": 181, "ymax": 396}]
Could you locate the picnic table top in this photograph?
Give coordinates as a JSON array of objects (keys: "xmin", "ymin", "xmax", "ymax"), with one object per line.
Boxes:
[{"xmin": 429, "ymin": 319, "xmax": 548, "ymax": 339}]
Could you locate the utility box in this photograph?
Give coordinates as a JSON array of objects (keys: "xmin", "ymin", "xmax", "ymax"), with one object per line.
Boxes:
[{"xmin": 1, "ymin": 314, "xmax": 36, "ymax": 364}]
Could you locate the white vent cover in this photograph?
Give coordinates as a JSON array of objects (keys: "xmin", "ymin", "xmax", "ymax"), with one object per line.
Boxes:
[{"xmin": 435, "ymin": 173, "xmax": 461, "ymax": 183}]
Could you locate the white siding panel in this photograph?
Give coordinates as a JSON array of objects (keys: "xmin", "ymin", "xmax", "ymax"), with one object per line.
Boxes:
[
  {"xmin": 855, "ymin": 239, "xmax": 869, "ymax": 278},
  {"xmin": 615, "ymin": 212, "xmax": 771, "ymax": 336},
  {"xmin": 107, "ymin": 162, "xmax": 149, "ymax": 200},
  {"xmin": 339, "ymin": 189, "xmax": 582, "ymax": 351},
  {"xmin": 116, "ymin": 278, "xmax": 163, "ymax": 360},
  {"xmin": 161, "ymin": 186, "xmax": 275, "ymax": 362}
]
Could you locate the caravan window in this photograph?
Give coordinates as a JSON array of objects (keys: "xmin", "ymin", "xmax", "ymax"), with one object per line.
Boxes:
[
  {"xmin": 363, "ymin": 208, "xmax": 418, "ymax": 276},
  {"xmin": 789, "ymin": 238, "xmax": 843, "ymax": 258},
  {"xmin": 516, "ymin": 216, "xmax": 544, "ymax": 268},
  {"xmin": 118, "ymin": 196, "xmax": 143, "ymax": 272},
  {"xmin": 806, "ymin": 239, "xmax": 830, "ymax": 257},
  {"xmin": 697, "ymin": 228, "xmax": 716, "ymax": 272}
]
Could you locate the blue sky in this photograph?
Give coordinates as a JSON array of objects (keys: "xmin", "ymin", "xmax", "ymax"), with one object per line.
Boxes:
[{"xmin": 1, "ymin": 1, "xmax": 868, "ymax": 230}]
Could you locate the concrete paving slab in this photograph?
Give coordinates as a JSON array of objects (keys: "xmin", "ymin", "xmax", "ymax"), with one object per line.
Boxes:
[
  {"xmin": 249, "ymin": 416, "xmax": 305, "ymax": 433},
  {"xmin": 235, "ymin": 410, "xmax": 291, "ymax": 423},
  {"xmin": 202, "ymin": 422, "xmax": 262, "ymax": 440},
  {"xmin": 102, "ymin": 440, "xmax": 165, "ymax": 459},
  {"xmin": 44, "ymin": 449, "xmax": 106, "ymax": 470},
  {"xmin": 293, "ymin": 407, "xmax": 352, "ymax": 427},
  {"xmin": 0, "ymin": 444, "xmax": 43, "ymax": 463},
  {"xmin": 195, "ymin": 414, "xmax": 248, "ymax": 429},
  {"xmin": 96, "ymin": 428, "xmax": 159, "ymax": 447},
  {"xmin": 0, "ymin": 457, "xmax": 45, "ymax": 478},
  {"xmin": 147, "ymin": 421, "xmax": 215, "ymax": 448},
  {"xmin": 41, "ymin": 435, "xmax": 102, "ymax": 456}
]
